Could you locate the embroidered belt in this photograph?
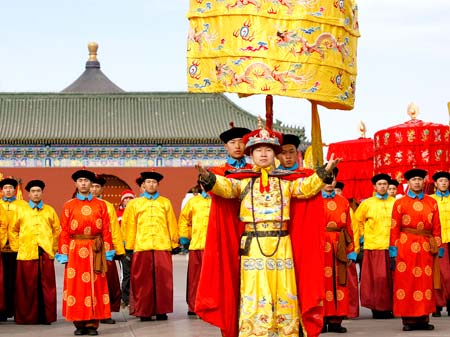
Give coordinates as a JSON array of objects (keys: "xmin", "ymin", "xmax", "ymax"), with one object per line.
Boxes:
[
  {"xmin": 240, "ymin": 230, "xmax": 289, "ymax": 256},
  {"xmin": 70, "ymin": 235, "xmax": 107, "ymax": 274},
  {"xmin": 401, "ymin": 228, "xmax": 440, "ymax": 289},
  {"xmin": 325, "ymin": 228, "xmax": 353, "ymax": 286},
  {"xmin": 244, "ymin": 222, "xmax": 288, "ymax": 232}
]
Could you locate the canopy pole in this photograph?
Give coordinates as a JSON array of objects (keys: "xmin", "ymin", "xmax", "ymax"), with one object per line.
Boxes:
[
  {"xmin": 311, "ymin": 102, "xmax": 324, "ymax": 167},
  {"xmin": 265, "ymin": 95, "xmax": 273, "ymax": 129}
]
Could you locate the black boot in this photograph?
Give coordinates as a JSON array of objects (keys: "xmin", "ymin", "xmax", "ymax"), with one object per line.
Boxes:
[
  {"xmin": 156, "ymin": 314, "xmax": 168, "ymax": 321},
  {"xmin": 432, "ymin": 306, "xmax": 442, "ymax": 317},
  {"xmin": 327, "ymin": 324, "xmax": 347, "ymax": 333}
]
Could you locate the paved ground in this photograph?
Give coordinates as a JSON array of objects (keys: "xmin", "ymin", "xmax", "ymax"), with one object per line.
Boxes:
[{"xmin": 2, "ymin": 255, "xmax": 450, "ymax": 336}]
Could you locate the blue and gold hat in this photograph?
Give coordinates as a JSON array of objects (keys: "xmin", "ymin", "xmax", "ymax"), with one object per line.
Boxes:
[{"xmin": 243, "ymin": 112, "xmax": 283, "ymax": 156}]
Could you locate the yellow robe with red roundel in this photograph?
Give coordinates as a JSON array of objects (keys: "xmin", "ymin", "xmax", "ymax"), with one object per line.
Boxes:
[
  {"xmin": 59, "ymin": 198, "xmax": 113, "ymax": 321},
  {"xmin": 390, "ymin": 195, "xmax": 441, "ymax": 317}
]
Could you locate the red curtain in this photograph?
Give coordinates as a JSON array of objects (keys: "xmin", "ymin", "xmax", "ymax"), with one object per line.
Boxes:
[{"xmin": 327, "ymin": 138, "xmax": 374, "ymax": 202}]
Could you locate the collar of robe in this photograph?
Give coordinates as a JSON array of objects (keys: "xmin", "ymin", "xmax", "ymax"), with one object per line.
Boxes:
[
  {"xmin": 407, "ymin": 190, "xmax": 424, "ymax": 200},
  {"xmin": 29, "ymin": 200, "xmax": 44, "ymax": 210},
  {"xmin": 226, "ymin": 156, "xmax": 247, "ymax": 169},
  {"xmin": 144, "ymin": 191, "xmax": 159, "ymax": 200},
  {"xmin": 277, "ymin": 162, "xmax": 299, "ymax": 171},
  {"xmin": 76, "ymin": 193, "xmax": 93, "ymax": 201},
  {"xmin": 436, "ymin": 190, "xmax": 449, "ymax": 197},
  {"xmin": 322, "ymin": 190, "xmax": 336, "ymax": 199},
  {"xmin": 375, "ymin": 193, "xmax": 388, "ymax": 200}
]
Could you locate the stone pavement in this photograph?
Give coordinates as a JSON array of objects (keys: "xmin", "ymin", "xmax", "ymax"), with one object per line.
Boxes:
[{"xmin": 2, "ymin": 255, "xmax": 450, "ymax": 336}]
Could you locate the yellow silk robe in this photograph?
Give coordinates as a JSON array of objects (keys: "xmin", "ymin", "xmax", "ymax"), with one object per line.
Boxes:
[
  {"xmin": 353, "ymin": 196, "xmax": 396, "ymax": 250},
  {"xmin": 212, "ymin": 174, "xmax": 324, "ymax": 221},
  {"xmin": 102, "ymin": 199, "xmax": 125, "ymax": 255},
  {"xmin": 0, "ymin": 199, "xmax": 28, "ymax": 251},
  {"xmin": 178, "ymin": 194, "xmax": 211, "ymax": 250},
  {"xmin": 123, "ymin": 196, "xmax": 178, "ymax": 252},
  {"xmin": 431, "ymin": 193, "xmax": 450, "ymax": 243},
  {"xmin": 11, "ymin": 203, "xmax": 60, "ymax": 260},
  {"xmin": 0, "ymin": 206, "xmax": 7, "ymax": 250},
  {"xmin": 212, "ymin": 173, "xmax": 324, "ymax": 337}
]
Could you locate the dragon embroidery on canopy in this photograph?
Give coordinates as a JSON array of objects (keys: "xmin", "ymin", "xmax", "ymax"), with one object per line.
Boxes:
[
  {"xmin": 276, "ymin": 30, "xmax": 350, "ymax": 60},
  {"xmin": 215, "ymin": 62, "xmax": 312, "ymax": 91}
]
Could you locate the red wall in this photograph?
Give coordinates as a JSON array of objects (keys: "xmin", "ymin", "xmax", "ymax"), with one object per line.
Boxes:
[{"xmin": 1, "ymin": 167, "xmax": 199, "ymax": 217}]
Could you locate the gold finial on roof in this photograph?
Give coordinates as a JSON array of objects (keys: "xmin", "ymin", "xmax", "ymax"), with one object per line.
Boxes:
[
  {"xmin": 88, "ymin": 42, "xmax": 99, "ymax": 62},
  {"xmin": 407, "ymin": 102, "xmax": 419, "ymax": 120},
  {"xmin": 359, "ymin": 120, "xmax": 366, "ymax": 137}
]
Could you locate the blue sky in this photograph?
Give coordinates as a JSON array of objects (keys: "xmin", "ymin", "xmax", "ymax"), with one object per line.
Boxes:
[{"xmin": 1, "ymin": 1, "xmax": 449, "ymax": 144}]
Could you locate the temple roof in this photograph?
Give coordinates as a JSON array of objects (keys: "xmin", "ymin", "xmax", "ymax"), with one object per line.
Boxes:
[
  {"xmin": 61, "ymin": 42, "xmax": 124, "ymax": 93},
  {"xmin": 0, "ymin": 92, "xmax": 305, "ymax": 145}
]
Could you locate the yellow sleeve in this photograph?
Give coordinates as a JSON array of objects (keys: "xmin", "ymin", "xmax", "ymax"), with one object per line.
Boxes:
[
  {"xmin": 8, "ymin": 208, "xmax": 20, "ymax": 252},
  {"xmin": 349, "ymin": 208, "xmax": 360, "ymax": 254},
  {"xmin": 50, "ymin": 207, "xmax": 61, "ymax": 255},
  {"xmin": 0, "ymin": 207, "xmax": 7, "ymax": 250},
  {"xmin": 178, "ymin": 198, "xmax": 193, "ymax": 240},
  {"xmin": 107, "ymin": 202, "xmax": 125, "ymax": 255},
  {"xmin": 165, "ymin": 199, "xmax": 179, "ymax": 249},
  {"xmin": 123, "ymin": 201, "xmax": 137, "ymax": 251},
  {"xmin": 352, "ymin": 202, "xmax": 367, "ymax": 244},
  {"xmin": 211, "ymin": 175, "xmax": 241, "ymax": 198},
  {"xmin": 291, "ymin": 173, "xmax": 325, "ymax": 199}
]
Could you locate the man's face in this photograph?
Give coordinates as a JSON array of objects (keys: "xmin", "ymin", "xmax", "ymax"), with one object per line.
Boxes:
[
  {"xmin": 334, "ymin": 187, "xmax": 343, "ymax": 195},
  {"xmin": 75, "ymin": 178, "xmax": 92, "ymax": 194},
  {"xmin": 387, "ymin": 184, "xmax": 398, "ymax": 197},
  {"xmin": 435, "ymin": 177, "xmax": 449, "ymax": 193},
  {"xmin": 323, "ymin": 179, "xmax": 336, "ymax": 193},
  {"xmin": 2, "ymin": 184, "xmax": 15, "ymax": 198},
  {"xmin": 278, "ymin": 144, "xmax": 298, "ymax": 169},
  {"xmin": 121, "ymin": 197, "xmax": 133, "ymax": 208},
  {"xmin": 90, "ymin": 183, "xmax": 104, "ymax": 197},
  {"xmin": 407, "ymin": 177, "xmax": 424, "ymax": 193},
  {"xmin": 28, "ymin": 187, "xmax": 43, "ymax": 203},
  {"xmin": 374, "ymin": 180, "xmax": 389, "ymax": 195},
  {"xmin": 143, "ymin": 179, "xmax": 159, "ymax": 194},
  {"xmin": 224, "ymin": 138, "xmax": 245, "ymax": 160},
  {"xmin": 251, "ymin": 145, "xmax": 275, "ymax": 168}
]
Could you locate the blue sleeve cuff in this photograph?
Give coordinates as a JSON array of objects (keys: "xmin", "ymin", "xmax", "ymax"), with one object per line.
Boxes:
[
  {"xmin": 55, "ymin": 253, "xmax": 68, "ymax": 264},
  {"xmin": 347, "ymin": 252, "xmax": 357, "ymax": 261},
  {"xmin": 439, "ymin": 247, "xmax": 445, "ymax": 258},
  {"xmin": 389, "ymin": 246, "xmax": 398, "ymax": 258},
  {"xmin": 106, "ymin": 250, "xmax": 116, "ymax": 261},
  {"xmin": 180, "ymin": 237, "xmax": 190, "ymax": 245}
]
